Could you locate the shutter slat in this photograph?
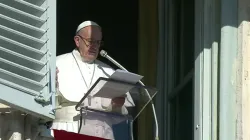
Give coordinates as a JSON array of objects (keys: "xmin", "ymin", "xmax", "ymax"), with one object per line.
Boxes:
[
  {"xmin": 0, "ymin": 58, "xmax": 46, "ymax": 82},
  {"xmin": 0, "ymin": 46, "xmax": 46, "ymax": 71},
  {"xmin": 0, "ymin": 68, "xmax": 45, "ymax": 92},
  {"xmin": 0, "ymin": 78, "xmax": 39, "ymax": 96},
  {"xmin": 0, "ymin": 35, "xmax": 46, "ymax": 60},
  {"xmin": 0, "ymin": 14, "xmax": 46, "ymax": 38},
  {"xmin": 0, "ymin": 0, "xmax": 48, "ymax": 94},
  {"xmin": 0, "ymin": 0, "xmax": 47, "ymax": 17},
  {"xmin": 0, "ymin": 25, "xmax": 46, "ymax": 48},
  {"xmin": 0, "ymin": 0, "xmax": 56, "ymax": 120},
  {"xmin": 23, "ymin": 0, "xmax": 46, "ymax": 7},
  {"xmin": 0, "ymin": 3, "xmax": 46, "ymax": 27}
]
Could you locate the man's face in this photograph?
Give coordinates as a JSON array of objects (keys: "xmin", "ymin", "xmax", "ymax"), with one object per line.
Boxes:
[{"xmin": 74, "ymin": 26, "xmax": 102, "ymax": 62}]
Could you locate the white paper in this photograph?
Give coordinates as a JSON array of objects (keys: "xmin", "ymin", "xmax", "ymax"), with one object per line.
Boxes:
[
  {"xmin": 110, "ymin": 69, "xmax": 143, "ymax": 84},
  {"xmin": 91, "ymin": 70, "xmax": 143, "ymax": 106},
  {"xmin": 92, "ymin": 80, "xmax": 134, "ymax": 98}
]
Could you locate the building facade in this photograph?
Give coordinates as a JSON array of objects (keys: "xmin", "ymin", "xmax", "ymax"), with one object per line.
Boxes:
[{"xmin": 0, "ymin": 0, "xmax": 250, "ymax": 140}]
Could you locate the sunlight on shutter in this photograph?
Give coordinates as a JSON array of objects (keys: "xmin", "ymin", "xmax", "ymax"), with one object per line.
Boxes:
[{"xmin": 0, "ymin": 0, "xmax": 56, "ymax": 120}]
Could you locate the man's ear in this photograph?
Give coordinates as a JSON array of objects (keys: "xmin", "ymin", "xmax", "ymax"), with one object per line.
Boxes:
[{"xmin": 74, "ymin": 36, "xmax": 80, "ymax": 48}]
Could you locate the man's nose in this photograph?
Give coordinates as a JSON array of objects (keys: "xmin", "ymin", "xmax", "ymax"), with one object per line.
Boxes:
[{"xmin": 89, "ymin": 43, "xmax": 100, "ymax": 48}]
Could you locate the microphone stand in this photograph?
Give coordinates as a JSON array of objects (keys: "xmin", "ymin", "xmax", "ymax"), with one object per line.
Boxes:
[{"xmin": 100, "ymin": 50, "xmax": 159, "ymax": 140}]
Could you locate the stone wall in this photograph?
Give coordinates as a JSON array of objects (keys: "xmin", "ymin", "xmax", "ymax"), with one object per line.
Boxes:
[
  {"xmin": 0, "ymin": 104, "xmax": 50, "ymax": 140},
  {"xmin": 238, "ymin": 0, "xmax": 250, "ymax": 139}
]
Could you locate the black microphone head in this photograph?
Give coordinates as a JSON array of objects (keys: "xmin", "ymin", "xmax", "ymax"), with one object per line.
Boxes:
[{"xmin": 100, "ymin": 50, "xmax": 107, "ymax": 57}]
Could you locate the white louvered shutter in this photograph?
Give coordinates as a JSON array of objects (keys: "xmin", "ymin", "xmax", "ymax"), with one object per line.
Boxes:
[{"xmin": 0, "ymin": 0, "xmax": 56, "ymax": 121}]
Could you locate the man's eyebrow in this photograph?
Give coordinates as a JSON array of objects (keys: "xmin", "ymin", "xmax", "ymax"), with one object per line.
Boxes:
[{"xmin": 86, "ymin": 38, "xmax": 102, "ymax": 41}]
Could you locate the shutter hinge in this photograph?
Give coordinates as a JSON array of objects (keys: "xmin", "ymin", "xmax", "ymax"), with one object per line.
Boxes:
[{"xmin": 34, "ymin": 92, "xmax": 53, "ymax": 105}]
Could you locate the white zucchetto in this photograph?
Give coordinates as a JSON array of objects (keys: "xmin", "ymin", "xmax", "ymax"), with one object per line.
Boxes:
[{"xmin": 76, "ymin": 20, "xmax": 100, "ymax": 34}]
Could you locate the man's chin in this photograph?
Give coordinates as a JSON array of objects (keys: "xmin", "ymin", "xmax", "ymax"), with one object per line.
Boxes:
[
  {"xmin": 85, "ymin": 55, "xmax": 97, "ymax": 62},
  {"xmin": 89, "ymin": 52, "xmax": 97, "ymax": 56}
]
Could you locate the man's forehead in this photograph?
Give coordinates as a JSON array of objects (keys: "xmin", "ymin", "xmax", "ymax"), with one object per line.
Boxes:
[
  {"xmin": 80, "ymin": 26, "xmax": 102, "ymax": 38},
  {"xmin": 83, "ymin": 26, "xmax": 101, "ymax": 32}
]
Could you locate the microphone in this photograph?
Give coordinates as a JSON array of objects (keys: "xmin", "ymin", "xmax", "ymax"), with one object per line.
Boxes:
[
  {"xmin": 100, "ymin": 50, "xmax": 159, "ymax": 140},
  {"xmin": 100, "ymin": 50, "xmax": 128, "ymax": 71}
]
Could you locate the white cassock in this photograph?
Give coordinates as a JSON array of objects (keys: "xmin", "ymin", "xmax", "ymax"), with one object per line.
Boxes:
[{"xmin": 50, "ymin": 49, "xmax": 133, "ymax": 139}]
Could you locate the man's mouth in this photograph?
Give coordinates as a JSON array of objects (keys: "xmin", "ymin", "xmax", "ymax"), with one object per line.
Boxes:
[{"xmin": 88, "ymin": 47, "xmax": 97, "ymax": 55}]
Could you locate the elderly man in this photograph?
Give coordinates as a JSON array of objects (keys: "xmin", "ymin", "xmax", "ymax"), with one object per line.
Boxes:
[{"xmin": 51, "ymin": 21, "xmax": 131, "ymax": 139}]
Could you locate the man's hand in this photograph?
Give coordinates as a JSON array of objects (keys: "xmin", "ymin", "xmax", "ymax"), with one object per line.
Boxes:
[
  {"xmin": 111, "ymin": 97, "xmax": 125, "ymax": 108},
  {"xmin": 56, "ymin": 67, "xmax": 59, "ymax": 88}
]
